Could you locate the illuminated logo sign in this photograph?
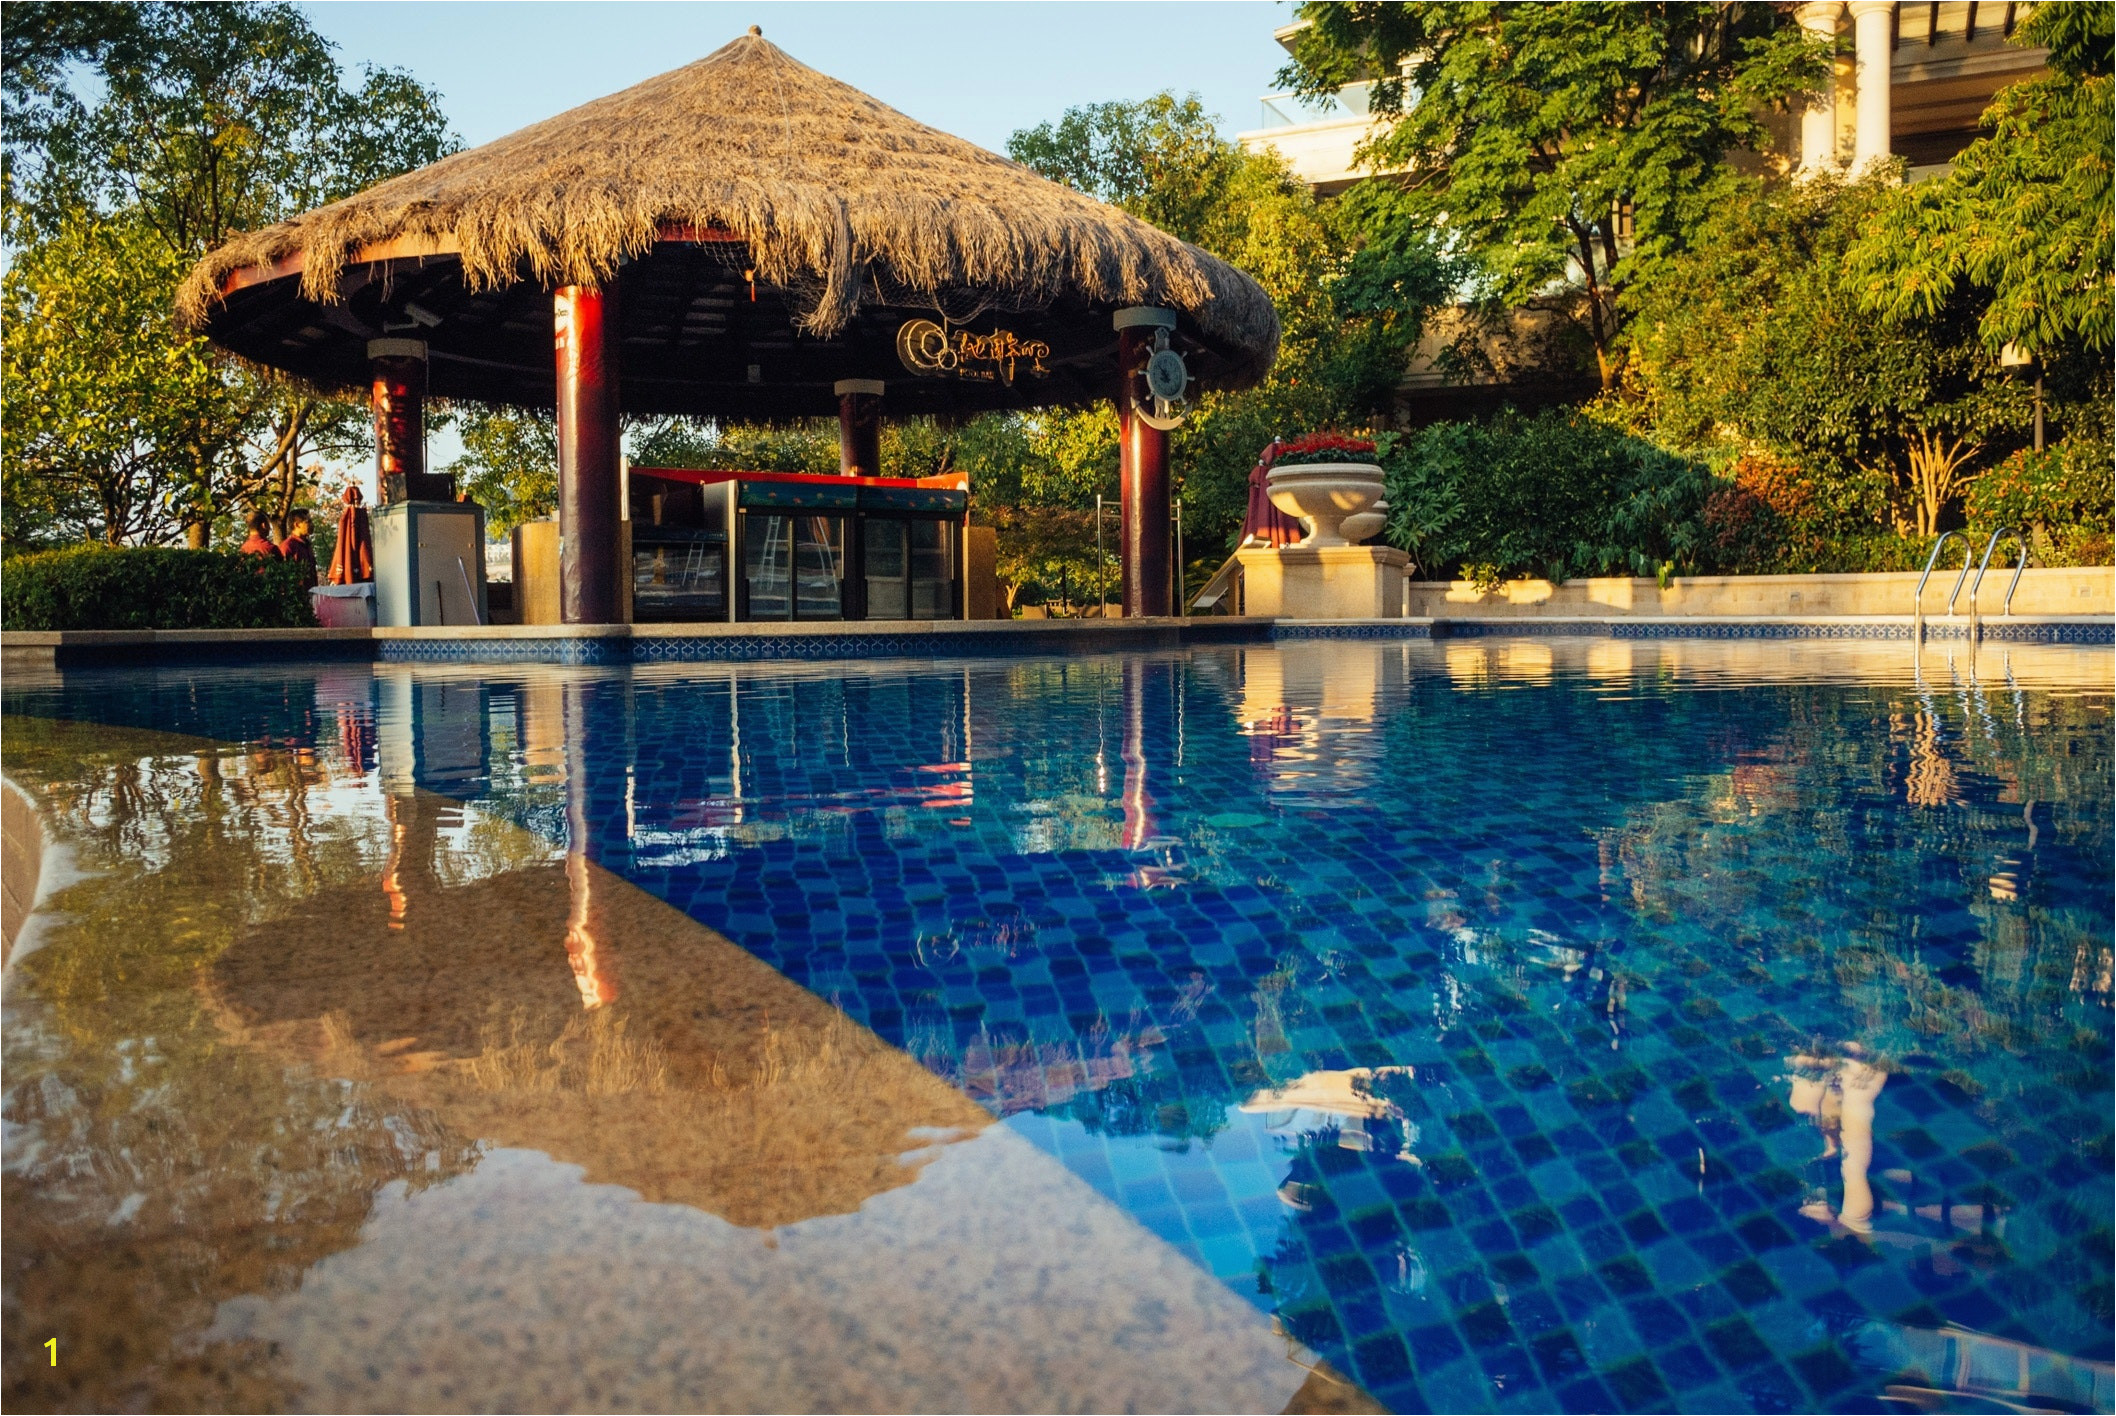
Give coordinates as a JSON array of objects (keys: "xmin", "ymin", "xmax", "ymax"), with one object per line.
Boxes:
[{"xmin": 896, "ymin": 319, "xmax": 1051, "ymax": 384}]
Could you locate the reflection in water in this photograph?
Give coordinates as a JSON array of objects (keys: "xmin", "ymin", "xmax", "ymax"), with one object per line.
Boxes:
[
  {"xmin": 2, "ymin": 719, "xmax": 473, "ymax": 1412},
  {"xmin": 1121, "ymin": 659, "xmax": 1159, "ymax": 851},
  {"xmin": 1243, "ymin": 1067, "xmax": 1419, "ymax": 1164},
  {"xmin": 4, "ymin": 638, "xmax": 2110, "ymax": 1415},
  {"xmin": 1788, "ymin": 1046, "xmax": 1889, "ymax": 1235},
  {"xmin": 210, "ymin": 787, "xmax": 992, "ymax": 1230},
  {"xmin": 4, "ymin": 717, "xmax": 1334, "ymax": 1414}
]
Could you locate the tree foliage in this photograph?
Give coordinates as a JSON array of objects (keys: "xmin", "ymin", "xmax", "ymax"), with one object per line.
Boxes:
[
  {"xmin": 1, "ymin": 214, "xmax": 255, "ymax": 547},
  {"xmin": 1625, "ymin": 175, "xmax": 2031, "ymax": 539},
  {"xmin": 1964, "ymin": 442, "xmax": 2114, "ymax": 566},
  {"xmin": 1278, "ymin": 1, "xmax": 1827, "ymax": 388},
  {"xmin": 1005, "ymin": 91, "xmax": 1454, "ymax": 598},
  {"xmin": 1384, "ymin": 406, "xmax": 1718, "ymax": 585},
  {"xmin": 1847, "ymin": 3, "xmax": 2114, "ymax": 357},
  {"xmin": 5, "ymin": 1, "xmax": 453, "ymax": 249},
  {"xmin": 0, "ymin": 2, "xmax": 454, "ymax": 551}
]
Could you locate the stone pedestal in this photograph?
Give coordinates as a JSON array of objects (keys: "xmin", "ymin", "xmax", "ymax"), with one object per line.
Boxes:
[{"xmin": 1237, "ymin": 544, "xmax": 1409, "ymax": 620}]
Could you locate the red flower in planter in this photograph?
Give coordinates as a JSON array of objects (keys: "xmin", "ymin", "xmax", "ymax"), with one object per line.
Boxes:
[{"xmin": 1264, "ymin": 432, "xmax": 1381, "ymax": 468}]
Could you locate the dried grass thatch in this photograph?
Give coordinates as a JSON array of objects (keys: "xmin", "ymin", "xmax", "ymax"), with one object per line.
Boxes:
[{"xmin": 178, "ymin": 29, "xmax": 1280, "ymax": 378}]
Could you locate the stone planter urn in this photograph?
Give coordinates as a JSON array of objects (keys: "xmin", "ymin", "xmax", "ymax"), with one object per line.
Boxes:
[
  {"xmin": 1340, "ymin": 497, "xmax": 1389, "ymax": 546},
  {"xmin": 1266, "ymin": 463, "xmax": 1386, "ymax": 548}
]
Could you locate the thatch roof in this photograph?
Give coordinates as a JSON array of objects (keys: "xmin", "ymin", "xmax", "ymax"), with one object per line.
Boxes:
[{"xmin": 178, "ymin": 30, "xmax": 1280, "ymax": 414}]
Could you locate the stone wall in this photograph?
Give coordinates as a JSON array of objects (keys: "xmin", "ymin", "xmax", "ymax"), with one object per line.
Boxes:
[{"xmin": 1404, "ymin": 568, "xmax": 2113, "ymax": 619}]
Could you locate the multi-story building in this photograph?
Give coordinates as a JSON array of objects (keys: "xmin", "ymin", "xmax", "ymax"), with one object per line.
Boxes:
[{"xmin": 1239, "ymin": 3, "xmax": 2051, "ymax": 419}]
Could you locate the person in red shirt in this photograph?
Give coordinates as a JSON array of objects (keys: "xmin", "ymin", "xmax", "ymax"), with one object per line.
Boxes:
[
  {"xmin": 277, "ymin": 508, "xmax": 318, "ymax": 588},
  {"xmin": 239, "ymin": 510, "xmax": 283, "ymax": 560}
]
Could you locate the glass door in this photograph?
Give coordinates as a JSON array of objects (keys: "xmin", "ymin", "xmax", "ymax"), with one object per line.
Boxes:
[
  {"xmin": 744, "ymin": 512, "xmax": 847, "ymax": 620},
  {"xmin": 864, "ymin": 520, "xmax": 907, "ymax": 619},
  {"xmin": 908, "ymin": 519, "xmax": 956, "ymax": 619},
  {"xmin": 744, "ymin": 515, "xmax": 792, "ymax": 619},
  {"xmin": 860, "ymin": 518, "xmax": 955, "ymax": 620},
  {"xmin": 793, "ymin": 515, "xmax": 846, "ymax": 619}
]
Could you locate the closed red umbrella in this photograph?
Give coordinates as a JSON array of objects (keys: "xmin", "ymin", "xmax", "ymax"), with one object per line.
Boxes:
[
  {"xmin": 1241, "ymin": 440, "xmax": 1305, "ymax": 547},
  {"xmin": 328, "ymin": 485, "xmax": 374, "ymax": 585}
]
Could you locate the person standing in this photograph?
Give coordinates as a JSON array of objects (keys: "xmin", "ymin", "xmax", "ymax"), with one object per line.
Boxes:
[
  {"xmin": 278, "ymin": 508, "xmax": 318, "ymax": 588},
  {"xmin": 240, "ymin": 510, "xmax": 283, "ymax": 559}
]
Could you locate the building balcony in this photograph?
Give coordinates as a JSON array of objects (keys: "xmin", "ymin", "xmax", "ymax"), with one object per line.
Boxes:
[{"xmin": 1237, "ymin": 86, "xmax": 1388, "ymax": 196}]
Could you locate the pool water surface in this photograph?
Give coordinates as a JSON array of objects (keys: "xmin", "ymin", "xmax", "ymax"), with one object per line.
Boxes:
[{"xmin": 4, "ymin": 638, "xmax": 2110, "ymax": 1413}]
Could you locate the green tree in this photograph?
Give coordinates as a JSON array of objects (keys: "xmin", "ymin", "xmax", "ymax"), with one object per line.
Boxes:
[
  {"xmin": 2, "ymin": 215, "xmax": 255, "ymax": 548},
  {"xmin": 1627, "ymin": 175, "xmax": 2030, "ymax": 541},
  {"xmin": 1278, "ymin": 1, "xmax": 1828, "ymax": 389},
  {"xmin": 1008, "ymin": 92, "xmax": 1246, "ymax": 252},
  {"xmin": 6, "ymin": 2, "xmax": 452, "ymax": 250},
  {"xmin": 446, "ymin": 408, "xmax": 560, "ymax": 538},
  {"xmin": 1847, "ymin": 2, "xmax": 2113, "ymax": 358},
  {"xmin": 1, "ymin": 1, "xmax": 455, "ymax": 547},
  {"xmin": 1009, "ymin": 92, "xmax": 1452, "ymax": 587}
]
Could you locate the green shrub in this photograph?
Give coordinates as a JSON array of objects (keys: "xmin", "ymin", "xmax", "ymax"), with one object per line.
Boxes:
[
  {"xmin": 1, "ymin": 545, "xmax": 318, "ymax": 630},
  {"xmin": 1384, "ymin": 407, "xmax": 1718, "ymax": 583},
  {"xmin": 1697, "ymin": 452, "xmax": 1927, "ymax": 573},
  {"xmin": 1966, "ymin": 439, "xmax": 2114, "ymax": 566}
]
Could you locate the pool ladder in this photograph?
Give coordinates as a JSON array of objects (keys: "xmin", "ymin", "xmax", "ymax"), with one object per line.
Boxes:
[{"xmin": 1913, "ymin": 528, "xmax": 2029, "ymax": 644}]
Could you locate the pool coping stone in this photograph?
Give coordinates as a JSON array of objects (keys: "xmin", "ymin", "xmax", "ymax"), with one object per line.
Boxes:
[{"xmin": 2, "ymin": 613, "xmax": 2108, "ymax": 668}]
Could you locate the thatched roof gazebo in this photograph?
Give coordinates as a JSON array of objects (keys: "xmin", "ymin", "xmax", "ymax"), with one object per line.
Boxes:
[{"xmin": 180, "ymin": 30, "xmax": 1280, "ymax": 623}]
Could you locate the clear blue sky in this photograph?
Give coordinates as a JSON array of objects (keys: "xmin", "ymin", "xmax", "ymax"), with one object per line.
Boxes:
[
  {"xmin": 297, "ymin": 2, "xmax": 1303, "ymax": 502},
  {"xmin": 301, "ymin": 2, "xmax": 1301, "ymax": 156}
]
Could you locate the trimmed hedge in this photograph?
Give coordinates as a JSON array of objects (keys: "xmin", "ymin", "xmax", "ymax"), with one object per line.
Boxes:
[{"xmin": 1, "ymin": 545, "xmax": 317, "ymax": 630}]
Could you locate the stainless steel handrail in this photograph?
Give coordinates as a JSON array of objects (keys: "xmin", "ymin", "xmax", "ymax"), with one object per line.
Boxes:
[
  {"xmin": 1969, "ymin": 526, "xmax": 2030, "ymax": 620},
  {"xmin": 1913, "ymin": 531, "xmax": 1972, "ymax": 641}
]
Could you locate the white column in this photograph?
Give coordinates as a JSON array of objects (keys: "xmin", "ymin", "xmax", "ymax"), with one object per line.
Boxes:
[
  {"xmin": 1849, "ymin": 0, "xmax": 1895, "ymax": 173},
  {"xmin": 1796, "ymin": 2, "xmax": 1844, "ymax": 172}
]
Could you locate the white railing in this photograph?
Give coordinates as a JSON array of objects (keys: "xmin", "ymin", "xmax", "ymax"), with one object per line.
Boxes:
[{"xmin": 1256, "ymin": 81, "xmax": 1377, "ymax": 130}]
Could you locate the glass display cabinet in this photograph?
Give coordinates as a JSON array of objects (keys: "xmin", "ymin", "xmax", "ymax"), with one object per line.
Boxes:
[{"xmin": 628, "ymin": 468, "xmax": 967, "ymax": 623}]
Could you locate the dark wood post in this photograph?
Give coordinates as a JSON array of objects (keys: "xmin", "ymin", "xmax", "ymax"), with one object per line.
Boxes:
[
  {"xmin": 836, "ymin": 378, "xmax": 884, "ymax": 478},
  {"xmin": 555, "ymin": 283, "xmax": 623, "ymax": 624},
  {"xmin": 368, "ymin": 338, "xmax": 431, "ymax": 504},
  {"xmin": 1115, "ymin": 308, "xmax": 1174, "ymax": 619}
]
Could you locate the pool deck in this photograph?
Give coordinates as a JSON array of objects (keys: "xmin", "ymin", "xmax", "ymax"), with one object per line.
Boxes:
[{"xmin": 2, "ymin": 612, "xmax": 2109, "ymax": 669}]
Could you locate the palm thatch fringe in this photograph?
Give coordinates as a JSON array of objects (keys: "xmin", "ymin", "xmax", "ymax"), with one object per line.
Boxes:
[{"xmin": 178, "ymin": 30, "xmax": 1280, "ymax": 380}]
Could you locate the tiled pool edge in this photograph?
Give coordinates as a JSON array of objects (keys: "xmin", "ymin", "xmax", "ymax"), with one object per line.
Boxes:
[
  {"xmin": 1280, "ymin": 616, "xmax": 2114, "ymax": 645},
  {"xmin": 4, "ymin": 614, "xmax": 2108, "ymax": 669}
]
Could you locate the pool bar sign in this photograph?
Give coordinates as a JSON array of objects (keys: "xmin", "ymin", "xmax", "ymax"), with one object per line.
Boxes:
[{"xmin": 896, "ymin": 319, "xmax": 1051, "ymax": 384}]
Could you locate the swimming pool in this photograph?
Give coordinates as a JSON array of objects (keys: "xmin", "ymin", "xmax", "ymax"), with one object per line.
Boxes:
[{"xmin": 5, "ymin": 637, "xmax": 2110, "ymax": 1413}]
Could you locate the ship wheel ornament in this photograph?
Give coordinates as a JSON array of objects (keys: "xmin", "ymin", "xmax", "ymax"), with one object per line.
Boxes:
[{"xmin": 1132, "ymin": 326, "xmax": 1193, "ymax": 431}]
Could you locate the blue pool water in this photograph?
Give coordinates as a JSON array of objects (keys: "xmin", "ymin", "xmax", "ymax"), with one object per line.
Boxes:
[{"xmin": 8, "ymin": 638, "xmax": 2111, "ymax": 1413}]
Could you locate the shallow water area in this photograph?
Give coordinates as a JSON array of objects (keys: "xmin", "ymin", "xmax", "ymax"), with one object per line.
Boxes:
[{"xmin": 3, "ymin": 637, "xmax": 2111, "ymax": 1414}]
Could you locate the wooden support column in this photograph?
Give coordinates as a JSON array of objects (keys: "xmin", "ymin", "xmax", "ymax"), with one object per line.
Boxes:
[
  {"xmin": 1115, "ymin": 307, "xmax": 1174, "ymax": 619},
  {"xmin": 836, "ymin": 379, "xmax": 884, "ymax": 478},
  {"xmin": 555, "ymin": 283, "xmax": 623, "ymax": 624},
  {"xmin": 368, "ymin": 339, "xmax": 432, "ymax": 504}
]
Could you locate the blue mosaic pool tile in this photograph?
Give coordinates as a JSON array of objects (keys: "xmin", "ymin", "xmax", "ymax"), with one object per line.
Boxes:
[{"xmin": 16, "ymin": 639, "xmax": 2111, "ymax": 1415}]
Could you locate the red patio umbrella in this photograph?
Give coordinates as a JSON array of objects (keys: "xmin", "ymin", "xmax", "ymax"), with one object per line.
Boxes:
[
  {"xmin": 327, "ymin": 485, "xmax": 374, "ymax": 585},
  {"xmin": 1241, "ymin": 440, "xmax": 1306, "ymax": 547}
]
